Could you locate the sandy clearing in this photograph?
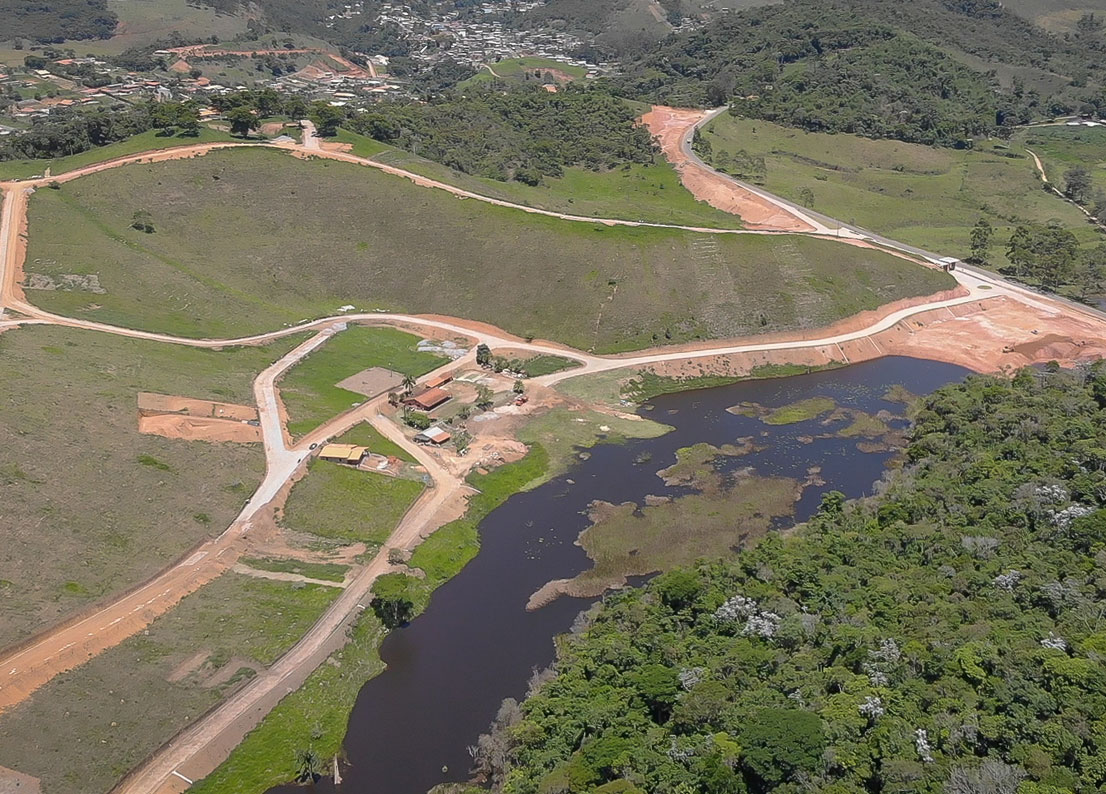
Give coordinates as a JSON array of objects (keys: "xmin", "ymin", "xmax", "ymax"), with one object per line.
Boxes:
[
  {"xmin": 138, "ymin": 414, "xmax": 262, "ymax": 443},
  {"xmin": 643, "ymin": 296, "xmax": 1106, "ymax": 379},
  {"xmin": 138, "ymin": 393, "xmax": 258, "ymax": 421},
  {"xmin": 335, "ymin": 366, "xmax": 405, "ymax": 398},
  {"xmin": 641, "ymin": 106, "xmax": 816, "ymax": 232}
]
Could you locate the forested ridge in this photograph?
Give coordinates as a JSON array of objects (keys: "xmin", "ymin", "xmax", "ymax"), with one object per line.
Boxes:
[
  {"xmin": 2, "ymin": 0, "xmax": 117, "ymax": 43},
  {"xmin": 607, "ymin": 0, "xmax": 1106, "ymax": 145},
  {"xmin": 475, "ymin": 366, "xmax": 1106, "ymax": 794},
  {"xmin": 348, "ymin": 85, "xmax": 657, "ymax": 183}
]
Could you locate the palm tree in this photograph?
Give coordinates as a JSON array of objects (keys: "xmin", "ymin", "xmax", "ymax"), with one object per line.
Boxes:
[
  {"xmin": 295, "ymin": 748, "xmax": 322, "ymax": 783},
  {"xmin": 402, "ymin": 374, "xmax": 416, "ymax": 394}
]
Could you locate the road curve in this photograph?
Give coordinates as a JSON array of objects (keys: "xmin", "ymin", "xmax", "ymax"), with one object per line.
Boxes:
[{"xmin": 2, "ymin": 118, "xmax": 1106, "ymax": 794}]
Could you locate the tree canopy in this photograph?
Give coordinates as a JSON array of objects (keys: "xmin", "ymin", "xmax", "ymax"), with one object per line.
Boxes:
[
  {"xmin": 346, "ymin": 84, "xmax": 656, "ymax": 184},
  {"xmin": 479, "ymin": 365, "xmax": 1106, "ymax": 794}
]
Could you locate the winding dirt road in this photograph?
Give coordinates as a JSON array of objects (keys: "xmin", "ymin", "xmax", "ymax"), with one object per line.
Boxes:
[{"xmin": 2, "ymin": 114, "xmax": 1106, "ymax": 794}]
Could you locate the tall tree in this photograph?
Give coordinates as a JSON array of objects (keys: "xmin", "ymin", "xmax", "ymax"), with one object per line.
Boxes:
[
  {"xmin": 226, "ymin": 106, "xmax": 259, "ymax": 138},
  {"xmin": 1064, "ymin": 166, "xmax": 1094, "ymax": 204},
  {"xmin": 969, "ymin": 217, "xmax": 994, "ymax": 264}
]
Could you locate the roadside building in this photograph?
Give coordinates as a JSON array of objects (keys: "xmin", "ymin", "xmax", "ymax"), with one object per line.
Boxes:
[
  {"xmin": 424, "ymin": 373, "xmax": 454, "ymax": 389},
  {"xmin": 402, "ymin": 387, "xmax": 451, "ymax": 411},
  {"xmin": 414, "ymin": 426, "xmax": 452, "ymax": 445},
  {"xmin": 319, "ymin": 443, "xmax": 368, "ymax": 464}
]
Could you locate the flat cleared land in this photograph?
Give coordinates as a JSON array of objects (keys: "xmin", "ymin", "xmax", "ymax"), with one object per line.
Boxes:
[
  {"xmin": 0, "ymin": 572, "xmax": 338, "ymax": 794},
  {"xmin": 277, "ymin": 326, "xmax": 446, "ymax": 438},
  {"xmin": 22, "ymin": 148, "xmax": 953, "ymax": 351},
  {"xmin": 0, "ymin": 325, "xmax": 302, "ymax": 648},
  {"xmin": 281, "ymin": 458, "xmax": 425, "ymax": 548},
  {"xmin": 697, "ymin": 114, "xmax": 1099, "ymax": 265}
]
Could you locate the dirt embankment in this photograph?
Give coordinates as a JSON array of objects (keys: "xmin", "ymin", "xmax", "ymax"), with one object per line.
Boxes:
[
  {"xmin": 137, "ymin": 393, "xmax": 261, "ymax": 443},
  {"xmin": 644, "ymin": 296, "xmax": 1106, "ymax": 379},
  {"xmin": 641, "ymin": 106, "xmax": 816, "ymax": 232}
]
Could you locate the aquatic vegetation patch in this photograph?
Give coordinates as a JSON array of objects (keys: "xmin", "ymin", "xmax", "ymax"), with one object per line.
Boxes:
[
  {"xmin": 762, "ymin": 397, "xmax": 837, "ymax": 425},
  {"xmin": 562, "ymin": 471, "xmax": 800, "ymax": 599},
  {"xmin": 656, "ymin": 442, "xmax": 759, "ymax": 487}
]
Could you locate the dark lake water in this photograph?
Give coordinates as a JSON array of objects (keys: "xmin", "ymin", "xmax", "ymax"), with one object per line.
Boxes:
[{"xmin": 268, "ymin": 356, "xmax": 970, "ymax": 794}]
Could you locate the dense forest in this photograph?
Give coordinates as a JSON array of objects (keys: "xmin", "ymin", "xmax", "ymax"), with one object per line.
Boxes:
[
  {"xmin": 346, "ymin": 85, "xmax": 657, "ymax": 183},
  {"xmin": 1, "ymin": 0, "xmax": 117, "ymax": 43},
  {"xmin": 606, "ymin": 0, "xmax": 1106, "ymax": 144},
  {"xmin": 475, "ymin": 365, "xmax": 1106, "ymax": 793}
]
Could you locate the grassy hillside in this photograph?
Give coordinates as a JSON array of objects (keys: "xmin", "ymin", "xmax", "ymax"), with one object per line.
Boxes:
[
  {"xmin": 1, "ymin": 0, "xmax": 116, "ymax": 43},
  {"xmin": 0, "ymin": 325, "xmax": 303, "ymax": 647},
  {"xmin": 516, "ymin": 0, "xmax": 675, "ymax": 54},
  {"xmin": 696, "ymin": 114, "xmax": 1099, "ymax": 265},
  {"xmin": 21, "ymin": 148, "xmax": 954, "ymax": 351},
  {"xmin": 356, "ymin": 128, "xmax": 746, "ymax": 229},
  {"xmin": 460, "ymin": 57, "xmax": 588, "ymax": 90},
  {"xmin": 1003, "ymin": 0, "xmax": 1106, "ymax": 31},
  {"xmin": 1024, "ymin": 125, "xmax": 1106, "ymax": 203}
]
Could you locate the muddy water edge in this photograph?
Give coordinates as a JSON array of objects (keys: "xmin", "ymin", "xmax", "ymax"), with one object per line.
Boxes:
[{"xmin": 267, "ymin": 356, "xmax": 970, "ymax": 794}]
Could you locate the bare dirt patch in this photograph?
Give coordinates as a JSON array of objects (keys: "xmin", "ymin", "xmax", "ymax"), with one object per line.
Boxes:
[
  {"xmin": 0, "ymin": 764, "xmax": 41, "ymax": 794},
  {"xmin": 641, "ymin": 105, "xmax": 816, "ymax": 232},
  {"xmin": 138, "ymin": 393, "xmax": 260, "ymax": 443},
  {"xmin": 138, "ymin": 393, "xmax": 258, "ymax": 421},
  {"xmin": 335, "ymin": 366, "xmax": 404, "ymax": 398},
  {"xmin": 167, "ymin": 649, "xmax": 212, "ymax": 683},
  {"xmin": 138, "ymin": 414, "xmax": 262, "ymax": 443}
]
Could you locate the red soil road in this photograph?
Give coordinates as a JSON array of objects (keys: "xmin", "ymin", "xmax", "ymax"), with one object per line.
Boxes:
[
  {"xmin": 641, "ymin": 105, "xmax": 818, "ymax": 232},
  {"xmin": 3, "ymin": 127, "xmax": 1106, "ymax": 791}
]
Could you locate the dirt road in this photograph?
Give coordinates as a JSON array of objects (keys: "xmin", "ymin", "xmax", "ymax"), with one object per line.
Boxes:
[{"xmin": 3, "ymin": 121, "xmax": 1106, "ymax": 794}]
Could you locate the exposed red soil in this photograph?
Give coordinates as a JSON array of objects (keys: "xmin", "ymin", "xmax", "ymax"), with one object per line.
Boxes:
[{"xmin": 641, "ymin": 106, "xmax": 816, "ymax": 232}]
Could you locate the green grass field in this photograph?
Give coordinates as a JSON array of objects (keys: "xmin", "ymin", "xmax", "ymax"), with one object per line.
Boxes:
[
  {"xmin": 0, "ymin": 127, "xmax": 240, "ymax": 180},
  {"xmin": 278, "ymin": 326, "xmax": 446, "ymax": 438},
  {"xmin": 0, "ymin": 572, "xmax": 338, "ymax": 794},
  {"xmin": 0, "ymin": 325, "xmax": 304, "ymax": 648},
  {"xmin": 22, "ymin": 148, "xmax": 954, "ymax": 352},
  {"xmin": 697, "ymin": 114, "xmax": 1100, "ymax": 267},
  {"xmin": 281, "ymin": 459, "xmax": 425, "ymax": 547}
]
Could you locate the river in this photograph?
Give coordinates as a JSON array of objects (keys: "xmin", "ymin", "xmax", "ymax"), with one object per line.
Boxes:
[{"xmin": 268, "ymin": 356, "xmax": 970, "ymax": 794}]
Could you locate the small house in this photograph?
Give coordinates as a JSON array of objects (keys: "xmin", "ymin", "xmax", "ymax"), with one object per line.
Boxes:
[
  {"xmin": 424, "ymin": 373, "xmax": 453, "ymax": 389},
  {"xmin": 319, "ymin": 443, "xmax": 368, "ymax": 464},
  {"xmin": 414, "ymin": 426, "xmax": 451, "ymax": 445},
  {"xmin": 403, "ymin": 387, "xmax": 451, "ymax": 411}
]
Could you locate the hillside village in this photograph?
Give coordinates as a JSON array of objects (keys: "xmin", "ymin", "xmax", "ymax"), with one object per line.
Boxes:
[{"xmin": 1, "ymin": 0, "xmax": 606, "ymax": 136}]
